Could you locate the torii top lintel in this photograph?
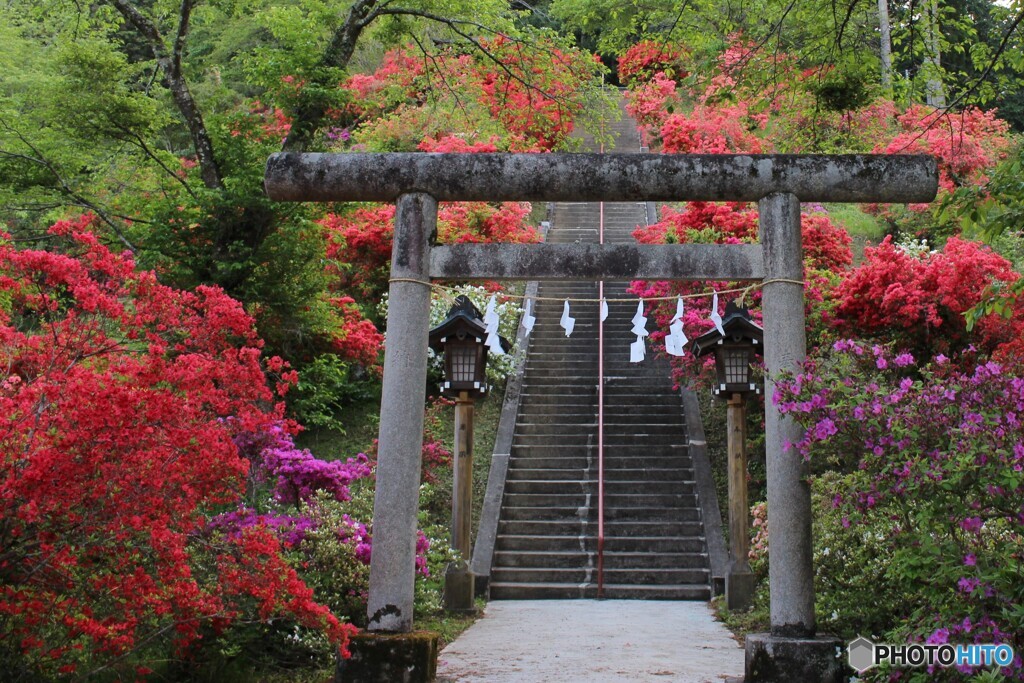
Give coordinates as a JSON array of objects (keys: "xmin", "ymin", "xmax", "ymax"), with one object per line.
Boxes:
[{"xmin": 264, "ymin": 152, "xmax": 938, "ymax": 204}]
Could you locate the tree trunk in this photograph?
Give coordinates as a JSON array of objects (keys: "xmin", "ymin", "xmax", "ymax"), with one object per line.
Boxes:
[
  {"xmin": 878, "ymin": 0, "xmax": 893, "ymax": 93},
  {"xmin": 923, "ymin": 0, "xmax": 946, "ymax": 107},
  {"xmin": 111, "ymin": 0, "xmax": 223, "ymax": 189},
  {"xmin": 281, "ymin": 0, "xmax": 380, "ymax": 152}
]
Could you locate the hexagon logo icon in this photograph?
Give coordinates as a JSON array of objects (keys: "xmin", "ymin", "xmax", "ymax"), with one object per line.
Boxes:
[{"xmin": 847, "ymin": 636, "xmax": 875, "ymax": 673}]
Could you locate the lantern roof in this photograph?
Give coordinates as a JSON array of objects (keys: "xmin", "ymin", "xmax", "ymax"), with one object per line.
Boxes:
[
  {"xmin": 428, "ymin": 295, "xmax": 511, "ymax": 352},
  {"xmin": 691, "ymin": 301, "xmax": 764, "ymax": 359}
]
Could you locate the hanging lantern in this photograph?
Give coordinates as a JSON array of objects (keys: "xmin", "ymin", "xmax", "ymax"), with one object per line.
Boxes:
[
  {"xmin": 428, "ymin": 296, "xmax": 505, "ymax": 398},
  {"xmin": 691, "ymin": 301, "xmax": 764, "ymax": 399}
]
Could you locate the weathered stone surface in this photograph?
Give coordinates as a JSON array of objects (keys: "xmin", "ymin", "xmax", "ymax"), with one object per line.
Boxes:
[
  {"xmin": 759, "ymin": 193, "xmax": 816, "ymax": 638},
  {"xmin": 726, "ymin": 569, "xmax": 756, "ymax": 611},
  {"xmin": 337, "ymin": 631, "xmax": 439, "ymax": 683},
  {"xmin": 470, "ymin": 280, "xmax": 537, "ymax": 592},
  {"xmin": 265, "ymin": 152, "xmax": 938, "ymax": 203},
  {"xmin": 443, "ymin": 562, "xmax": 476, "ymax": 613},
  {"xmin": 682, "ymin": 388, "xmax": 728, "ymax": 595},
  {"xmin": 429, "ymin": 243, "xmax": 764, "ymax": 281},
  {"xmin": 367, "ymin": 193, "xmax": 435, "ymax": 633},
  {"xmin": 745, "ymin": 633, "xmax": 847, "ymax": 683}
]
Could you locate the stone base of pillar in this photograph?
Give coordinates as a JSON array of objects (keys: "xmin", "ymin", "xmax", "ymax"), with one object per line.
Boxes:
[
  {"xmin": 336, "ymin": 631, "xmax": 439, "ymax": 683},
  {"xmin": 745, "ymin": 633, "xmax": 847, "ymax": 683},
  {"xmin": 443, "ymin": 562, "xmax": 477, "ymax": 614},
  {"xmin": 725, "ymin": 569, "xmax": 756, "ymax": 611}
]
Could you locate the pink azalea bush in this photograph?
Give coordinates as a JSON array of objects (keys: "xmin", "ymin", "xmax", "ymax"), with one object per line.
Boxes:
[{"xmin": 775, "ymin": 342, "xmax": 1024, "ymax": 679}]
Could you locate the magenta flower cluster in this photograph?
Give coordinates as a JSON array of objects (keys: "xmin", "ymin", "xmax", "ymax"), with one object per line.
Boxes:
[
  {"xmin": 208, "ymin": 508, "xmax": 316, "ymax": 547},
  {"xmin": 236, "ymin": 422, "xmax": 373, "ymax": 505},
  {"xmin": 221, "ymin": 422, "xmax": 431, "ymax": 578},
  {"xmin": 775, "ymin": 340, "xmax": 1024, "ymax": 678}
]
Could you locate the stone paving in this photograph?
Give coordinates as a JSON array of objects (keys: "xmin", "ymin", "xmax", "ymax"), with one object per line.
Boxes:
[{"xmin": 437, "ymin": 600, "xmax": 744, "ymax": 682}]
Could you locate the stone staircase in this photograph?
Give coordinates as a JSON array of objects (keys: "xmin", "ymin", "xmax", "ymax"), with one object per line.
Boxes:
[{"xmin": 488, "ymin": 112, "xmax": 712, "ymax": 600}]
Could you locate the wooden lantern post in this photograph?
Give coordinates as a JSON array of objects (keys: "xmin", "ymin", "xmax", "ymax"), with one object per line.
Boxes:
[
  {"xmin": 428, "ymin": 296, "xmax": 497, "ymax": 613},
  {"xmin": 693, "ymin": 301, "xmax": 764, "ymax": 611}
]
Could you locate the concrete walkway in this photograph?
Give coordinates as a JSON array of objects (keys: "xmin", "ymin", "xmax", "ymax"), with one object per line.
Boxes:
[{"xmin": 437, "ymin": 600, "xmax": 744, "ymax": 682}]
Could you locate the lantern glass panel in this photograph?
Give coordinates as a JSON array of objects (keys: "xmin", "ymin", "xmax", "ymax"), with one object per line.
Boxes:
[
  {"xmin": 450, "ymin": 344, "xmax": 478, "ymax": 384},
  {"xmin": 723, "ymin": 347, "xmax": 751, "ymax": 385}
]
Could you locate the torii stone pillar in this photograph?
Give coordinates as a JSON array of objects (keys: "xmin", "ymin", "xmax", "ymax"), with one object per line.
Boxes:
[
  {"xmin": 265, "ymin": 152, "xmax": 937, "ymax": 683},
  {"xmin": 366, "ymin": 192, "xmax": 436, "ymax": 632}
]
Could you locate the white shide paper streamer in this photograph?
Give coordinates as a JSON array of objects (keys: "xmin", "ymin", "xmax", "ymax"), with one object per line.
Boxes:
[
  {"xmin": 709, "ymin": 290, "xmax": 725, "ymax": 336},
  {"xmin": 484, "ymin": 295, "xmax": 505, "ymax": 356},
  {"xmin": 665, "ymin": 296, "xmax": 689, "ymax": 357},
  {"xmin": 559, "ymin": 300, "xmax": 575, "ymax": 337},
  {"xmin": 630, "ymin": 299, "xmax": 648, "ymax": 363},
  {"xmin": 521, "ymin": 299, "xmax": 536, "ymax": 336}
]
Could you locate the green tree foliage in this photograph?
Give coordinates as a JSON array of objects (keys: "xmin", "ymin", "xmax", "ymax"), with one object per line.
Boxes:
[
  {"xmin": 0, "ymin": 0, "xmax": 605, "ymax": 369},
  {"xmin": 548, "ymin": 0, "xmax": 1024, "ymax": 122}
]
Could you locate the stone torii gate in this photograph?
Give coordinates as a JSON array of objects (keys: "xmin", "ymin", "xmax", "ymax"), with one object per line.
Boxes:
[{"xmin": 265, "ymin": 152, "xmax": 936, "ymax": 681}]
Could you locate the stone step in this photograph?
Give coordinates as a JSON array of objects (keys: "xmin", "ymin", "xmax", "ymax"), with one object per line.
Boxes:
[
  {"xmin": 490, "ymin": 567, "xmax": 710, "ymax": 585},
  {"xmin": 508, "ymin": 458, "xmax": 591, "ymax": 470},
  {"xmin": 519, "ymin": 394, "xmax": 597, "ymax": 405},
  {"xmin": 493, "ymin": 550, "xmax": 708, "ymax": 570},
  {"xmin": 505, "ymin": 472, "xmax": 697, "ymax": 484},
  {"xmin": 488, "ymin": 582, "xmax": 712, "ymax": 600},
  {"xmin": 509, "ymin": 456, "xmax": 693, "ymax": 470},
  {"xmin": 520, "ymin": 376, "xmax": 604, "ymax": 386},
  {"xmin": 495, "ymin": 535, "xmax": 708, "ymax": 553},
  {"xmin": 511, "ymin": 447, "xmax": 689, "ymax": 460},
  {"xmin": 519, "ymin": 397, "xmax": 677, "ymax": 408},
  {"xmin": 504, "ymin": 479, "xmax": 696, "ymax": 495},
  {"xmin": 513, "ymin": 434, "xmax": 686, "ymax": 446},
  {"xmin": 503, "ymin": 492, "xmax": 696, "ymax": 508},
  {"xmin": 604, "ymin": 467, "xmax": 696, "ymax": 479},
  {"xmin": 510, "ymin": 440, "xmax": 683, "ymax": 451},
  {"xmin": 497, "ymin": 519, "xmax": 705, "ymax": 537},
  {"xmin": 500, "ymin": 506, "xmax": 701, "ymax": 522},
  {"xmin": 503, "ymin": 493, "xmax": 589, "ymax": 508},
  {"xmin": 514, "ymin": 423, "xmax": 685, "ymax": 436}
]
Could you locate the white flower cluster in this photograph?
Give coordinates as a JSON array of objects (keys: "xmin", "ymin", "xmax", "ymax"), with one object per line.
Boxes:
[{"xmin": 894, "ymin": 236, "xmax": 936, "ymax": 258}]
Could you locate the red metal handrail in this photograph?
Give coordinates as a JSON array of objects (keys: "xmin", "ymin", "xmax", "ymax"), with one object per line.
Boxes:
[{"xmin": 597, "ymin": 190, "xmax": 605, "ymax": 598}]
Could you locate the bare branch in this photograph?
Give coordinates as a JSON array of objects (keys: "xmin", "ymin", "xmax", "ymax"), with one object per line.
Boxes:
[
  {"xmin": 370, "ymin": 10, "xmax": 570, "ymax": 106},
  {"xmin": 173, "ymin": 0, "xmax": 196, "ymax": 74},
  {"xmin": 111, "ymin": 122, "xmax": 200, "ymax": 201},
  {"xmin": 943, "ymin": 6, "xmax": 1024, "ymax": 111},
  {"xmin": 0, "ymin": 118, "xmax": 139, "ymax": 251},
  {"xmin": 282, "ymin": 0, "xmax": 382, "ymax": 151},
  {"xmin": 109, "ymin": 0, "xmax": 222, "ymax": 189},
  {"xmin": 408, "ymin": 33, "xmax": 479, "ymax": 129}
]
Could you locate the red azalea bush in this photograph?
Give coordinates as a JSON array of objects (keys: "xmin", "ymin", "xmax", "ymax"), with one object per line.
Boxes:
[
  {"xmin": 629, "ymin": 203, "xmax": 851, "ymax": 388},
  {"xmin": 329, "ymin": 296, "xmax": 385, "ymax": 369},
  {"xmin": 625, "ymin": 36, "xmax": 776, "ymax": 153},
  {"xmin": 342, "ymin": 49, "xmax": 425, "ymax": 121},
  {"xmin": 476, "ymin": 35, "xmax": 598, "ymax": 150},
  {"xmin": 322, "ymin": 204, "xmax": 396, "ymax": 302},
  {"xmin": 877, "ymin": 105, "xmax": 1013, "ymax": 193},
  {"xmin": 617, "ymin": 40, "xmax": 689, "ymax": 86},
  {"xmin": 0, "ymin": 217, "xmax": 352, "ymax": 678},
  {"xmin": 322, "ymin": 201, "xmax": 539, "ymax": 303},
  {"xmin": 623, "ymin": 71, "xmax": 678, "ymax": 145},
  {"xmin": 833, "ymin": 235, "xmax": 1024, "ymax": 360},
  {"xmin": 660, "ymin": 103, "xmax": 766, "ymax": 154},
  {"xmin": 343, "ymin": 40, "xmax": 601, "ymax": 153},
  {"xmin": 418, "ymin": 135, "xmax": 501, "ymax": 153},
  {"xmin": 864, "ymin": 105, "xmax": 1014, "ymax": 225}
]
